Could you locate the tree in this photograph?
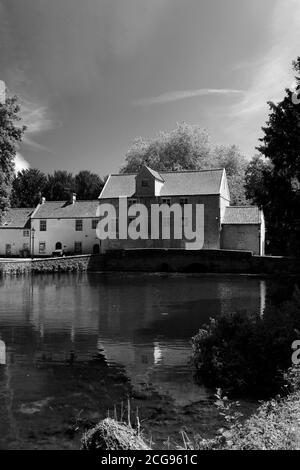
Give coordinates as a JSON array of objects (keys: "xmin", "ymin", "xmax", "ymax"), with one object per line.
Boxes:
[
  {"xmin": 75, "ymin": 171, "xmax": 104, "ymax": 200},
  {"xmin": 0, "ymin": 96, "xmax": 26, "ymax": 217},
  {"xmin": 121, "ymin": 123, "xmax": 212, "ymax": 173},
  {"xmin": 212, "ymin": 145, "xmax": 248, "ymax": 205},
  {"xmin": 121, "ymin": 122, "xmax": 249, "ymax": 205},
  {"xmin": 45, "ymin": 171, "xmax": 75, "ymax": 201},
  {"xmin": 247, "ymin": 58, "xmax": 300, "ymax": 255},
  {"xmin": 11, "ymin": 168, "xmax": 47, "ymax": 208}
]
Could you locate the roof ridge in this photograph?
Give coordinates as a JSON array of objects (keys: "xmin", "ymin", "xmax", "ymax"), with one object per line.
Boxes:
[{"xmin": 110, "ymin": 168, "xmax": 224, "ymax": 177}]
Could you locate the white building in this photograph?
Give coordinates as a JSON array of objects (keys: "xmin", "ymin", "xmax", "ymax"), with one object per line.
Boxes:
[
  {"xmin": 0, "ymin": 208, "xmax": 34, "ymax": 257},
  {"xmin": 30, "ymin": 196, "xmax": 100, "ymax": 257},
  {"xmin": 0, "ymin": 196, "xmax": 101, "ymax": 258}
]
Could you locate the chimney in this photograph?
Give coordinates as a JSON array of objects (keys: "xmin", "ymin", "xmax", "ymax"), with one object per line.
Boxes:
[
  {"xmin": 0, "ymin": 80, "xmax": 6, "ymax": 104},
  {"xmin": 41, "ymin": 197, "xmax": 46, "ymax": 204},
  {"xmin": 70, "ymin": 193, "xmax": 76, "ymax": 204}
]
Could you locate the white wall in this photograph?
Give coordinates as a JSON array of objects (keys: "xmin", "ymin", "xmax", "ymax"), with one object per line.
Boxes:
[
  {"xmin": 31, "ymin": 218, "xmax": 101, "ymax": 256},
  {"xmin": 0, "ymin": 228, "xmax": 30, "ymax": 257}
]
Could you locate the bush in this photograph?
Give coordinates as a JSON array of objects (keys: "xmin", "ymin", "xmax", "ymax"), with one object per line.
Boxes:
[{"xmin": 192, "ymin": 287, "xmax": 300, "ymax": 397}]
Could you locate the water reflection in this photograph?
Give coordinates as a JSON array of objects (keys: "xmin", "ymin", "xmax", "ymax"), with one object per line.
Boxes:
[{"xmin": 0, "ymin": 272, "xmax": 269, "ymax": 449}]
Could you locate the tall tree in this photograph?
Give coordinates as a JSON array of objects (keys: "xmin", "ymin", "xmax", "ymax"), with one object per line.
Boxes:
[
  {"xmin": 121, "ymin": 123, "xmax": 212, "ymax": 173},
  {"xmin": 245, "ymin": 58, "xmax": 300, "ymax": 255},
  {"xmin": 11, "ymin": 168, "xmax": 47, "ymax": 208},
  {"xmin": 75, "ymin": 171, "xmax": 104, "ymax": 200},
  {"xmin": 45, "ymin": 171, "xmax": 75, "ymax": 201},
  {"xmin": 0, "ymin": 95, "xmax": 26, "ymax": 218}
]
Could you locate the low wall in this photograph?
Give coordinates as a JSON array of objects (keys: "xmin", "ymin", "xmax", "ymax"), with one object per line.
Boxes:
[
  {"xmin": 88, "ymin": 249, "xmax": 300, "ymax": 276},
  {"xmin": 0, "ymin": 255, "xmax": 92, "ymax": 276},
  {"xmin": 0, "ymin": 250, "xmax": 299, "ymax": 276}
]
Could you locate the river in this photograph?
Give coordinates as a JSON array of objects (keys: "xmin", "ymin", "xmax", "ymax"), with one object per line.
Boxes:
[{"xmin": 0, "ymin": 272, "xmax": 278, "ymax": 449}]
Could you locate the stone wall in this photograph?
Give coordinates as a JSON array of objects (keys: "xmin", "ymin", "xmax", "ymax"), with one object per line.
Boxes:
[
  {"xmin": 1, "ymin": 250, "xmax": 299, "ymax": 276},
  {"xmin": 88, "ymin": 249, "xmax": 300, "ymax": 276},
  {"xmin": 0, "ymin": 255, "xmax": 92, "ymax": 276}
]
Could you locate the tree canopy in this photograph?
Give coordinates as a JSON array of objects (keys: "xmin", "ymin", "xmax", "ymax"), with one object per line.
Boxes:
[
  {"xmin": 246, "ymin": 57, "xmax": 300, "ymax": 255},
  {"xmin": 121, "ymin": 122, "xmax": 249, "ymax": 205},
  {"xmin": 0, "ymin": 96, "xmax": 25, "ymax": 217}
]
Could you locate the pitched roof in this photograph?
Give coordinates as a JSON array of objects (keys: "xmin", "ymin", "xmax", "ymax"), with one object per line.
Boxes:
[
  {"xmin": 145, "ymin": 166, "xmax": 165, "ymax": 182},
  {"xmin": 31, "ymin": 200, "xmax": 99, "ymax": 219},
  {"xmin": 0, "ymin": 208, "xmax": 34, "ymax": 228},
  {"xmin": 222, "ymin": 206, "xmax": 262, "ymax": 225},
  {"xmin": 100, "ymin": 168, "xmax": 224, "ymax": 198}
]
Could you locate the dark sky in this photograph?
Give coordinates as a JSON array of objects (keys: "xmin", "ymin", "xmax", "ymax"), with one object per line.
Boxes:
[{"xmin": 0, "ymin": 0, "xmax": 298, "ymax": 175}]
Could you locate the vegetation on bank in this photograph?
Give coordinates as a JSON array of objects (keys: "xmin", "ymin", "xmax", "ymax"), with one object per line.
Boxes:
[{"xmin": 192, "ymin": 286, "xmax": 300, "ymax": 397}]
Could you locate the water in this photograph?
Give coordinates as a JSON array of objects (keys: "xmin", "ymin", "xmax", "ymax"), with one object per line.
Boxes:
[{"xmin": 0, "ymin": 272, "xmax": 271, "ymax": 449}]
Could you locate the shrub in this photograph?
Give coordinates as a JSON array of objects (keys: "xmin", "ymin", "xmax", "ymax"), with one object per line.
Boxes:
[{"xmin": 192, "ymin": 287, "xmax": 300, "ymax": 397}]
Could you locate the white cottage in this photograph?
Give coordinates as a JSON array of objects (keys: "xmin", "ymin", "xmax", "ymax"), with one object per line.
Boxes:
[
  {"xmin": 0, "ymin": 208, "xmax": 34, "ymax": 257},
  {"xmin": 30, "ymin": 196, "xmax": 100, "ymax": 256}
]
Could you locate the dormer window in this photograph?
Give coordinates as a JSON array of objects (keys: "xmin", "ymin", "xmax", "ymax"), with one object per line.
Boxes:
[{"xmin": 141, "ymin": 179, "xmax": 149, "ymax": 187}]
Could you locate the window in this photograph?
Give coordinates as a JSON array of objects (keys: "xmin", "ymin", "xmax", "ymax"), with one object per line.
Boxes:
[
  {"xmin": 75, "ymin": 219, "xmax": 83, "ymax": 231},
  {"xmin": 23, "ymin": 243, "xmax": 30, "ymax": 250},
  {"xmin": 23, "ymin": 230, "xmax": 30, "ymax": 237},
  {"xmin": 141, "ymin": 179, "xmax": 149, "ymax": 187},
  {"xmin": 128, "ymin": 199, "xmax": 137, "ymax": 207},
  {"xmin": 180, "ymin": 198, "xmax": 189, "ymax": 206},
  {"xmin": 162, "ymin": 198, "xmax": 171, "ymax": 206},
  {"xmin": 39, "ymin": 242, "xmax": 46, "ymax": 254},
  {"xmin": 40, "ymin": 220, "xmax": 47, "ymax": 232},
  {"xmin": 92, "ymin": 219, "xmax": 98, "ymax": 230},
  {"xmin": 74, "ymin": 242, "xmax": 82, "ymax": 254}
]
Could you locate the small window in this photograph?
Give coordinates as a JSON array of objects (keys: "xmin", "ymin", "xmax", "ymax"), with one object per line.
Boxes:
[
  {"xmin": 141, "ymin": 179, "xmax": 149, "ymax": 187},
  {"xmin": 40, "ymin": 220, "xmax": 47, "ymax": 232},
  {"xmin": 39, "ymin": 242, "xmax": 46, "ymax": 254},
  {"xmin": 128, "ymin": 199, "xmax": 137, "ymax": 207},
  {"xmin": 162, "ymin": 198, "xmax": 171, "ymax": 207},
  {"xmin": 74, "ymin": 242, "xmax": 82, "ymax": 254},
  {"xmin": 75, "ymin": 219, "xmax": 83, "ymax": 231},
  {"xmin": 23, "ymin": 230, "xmax": 30, "ymax": 237},
  {"xmin": 92, "ymin": 219, "xmax": 98, "ymax": 230},
  {"xmin": 23, "ymin": 243, "xmax": 30, "ymax": 250},
  {"xmin": 180, "ymin": 198, "xmax": 189, "ymax": 206}
]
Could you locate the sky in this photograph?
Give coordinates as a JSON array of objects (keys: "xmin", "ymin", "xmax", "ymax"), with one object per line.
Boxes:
[{"xmin": 0, "ymin": 0, "xmax": 299, "ymax": 176}]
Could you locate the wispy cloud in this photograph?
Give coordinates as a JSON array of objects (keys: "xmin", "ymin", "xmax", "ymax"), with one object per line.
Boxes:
[
  {"xmin": 134, "ymin": 88, "xmax": 244, "ymax": 106},
  {"xmin": 20, "ymin": 98, "xmax": 57, "ymax": 152}
]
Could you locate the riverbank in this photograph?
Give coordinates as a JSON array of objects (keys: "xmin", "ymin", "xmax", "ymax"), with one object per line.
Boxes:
[
  {"xmin": 82, "ymin": 389, "xmax": 300, "ymax": 450},
  {"xmin": 1, "ymin": 249, "xmax": 299, "ymax": 276}
]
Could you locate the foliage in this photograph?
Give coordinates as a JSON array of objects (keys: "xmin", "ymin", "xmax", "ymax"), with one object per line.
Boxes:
[
  {"xmin": 121, "ymin": 122, "xmax": 249, "ymax": 205},
  {"xmin": 192, "ymin": 286, "xmax": 300, "ymax": 397},
  {"xmin": 75, "ymin": 170, "xmax": 104, "ymax": 200},
  {"xmin": 0, "ymin": 96, "xmax": 26, "ymax": 217},
  {"xmin": 11, "ymin": 168, "xmax": 47, "ymax": 208},
  {"xmin": 246, "ymin": 57, "xmax": 300, "ymax": 255},
  {"xmin": 44, "ymin": 170, "xmax": 75, "ymax": 201},
  {"xmin": 81, "ymin": 418, "xmax": 150, "ymax": 451}
]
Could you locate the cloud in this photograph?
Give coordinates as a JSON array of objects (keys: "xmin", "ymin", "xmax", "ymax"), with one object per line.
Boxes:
[
  {"xmin": 14, "ymin": 152, "xmax": 30, "ymax": 173},
  {"xmin": 225, "ymin": 0, "xmax": 300, "ymax": 155},
  {"xmin": 20, "ymin": 98, "xmax": 57, "ymax": 152},
  {"xmin": 134, "ymin": 88, "xmax": 244, "ymax": 106}
]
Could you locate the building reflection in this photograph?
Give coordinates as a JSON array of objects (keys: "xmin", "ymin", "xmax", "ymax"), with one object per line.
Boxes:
[{"xmin": 0, "ymin": 273, "xmax": 269, "ymax": 421}]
